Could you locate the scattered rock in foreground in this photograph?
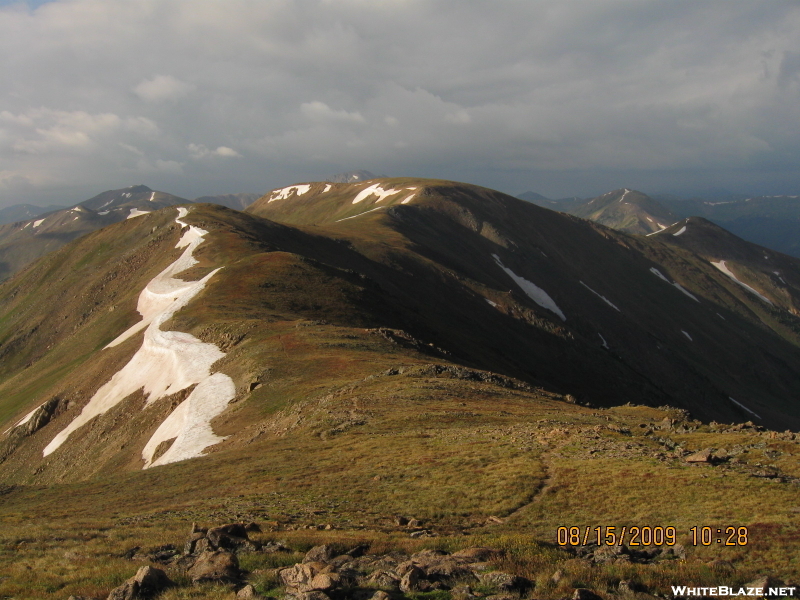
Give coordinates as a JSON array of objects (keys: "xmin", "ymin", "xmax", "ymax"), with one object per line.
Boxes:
[
  {"xmin": 106, "ymin": 565, "xmax": 174, "ymax": 600},
  {"xmin": 275, "ymin": 544, "xmax": 529, "ymax": 599}
]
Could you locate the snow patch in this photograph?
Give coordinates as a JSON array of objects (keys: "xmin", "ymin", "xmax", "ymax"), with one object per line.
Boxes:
[
  {"xmin": 649, "ymin": 267, "xmax": 699, "ymax": 302},
  {"xmin": 485, "ymin": 299, "xmax": 498, "ymax": 307},
  {"xmin": 729, "ymin": 397, "xmax": 761, "ymax": 419},
  {"xmin": 645, "ymin": 224, "xmax": 668, "ymax": 236},
  {"xmin": 352, "ymin": 183, "xmax": 402, "ymax": 205},
  {"xmin": 711, "ymin": 260, "xmax": 773, "ymax": 305},
  {"xmin": 149, "ymin": 192, "xmax": 156, "ymax": 201},
  {"xmin": 142, "ymin": 372, "xmax": 235, "ymax": 468},
  {"xmin": 717, "ymin": 312, "xmax": 726, "ymax": 320},
  {"xmin": 268, "ymin": 184, "xmax": 311, "ymax": 202},
  {"xmin": 673, "ymin": 283, "xmax": 698, "ymax": 302},
  {"xmin": 618, "ymin": 189, "xmax": 630, "ymax": 203},
  {"xmin": 175, "ymin": 206, "xmax": 189, "ymax": 226},
  {"xmin": 673, "ymin": 225, "xmax": 687, "ymax": 236},
  {"xmin": 579, "ymin": 281, "xmax": 620, "ymax": 312},
  {"xmin": 492, "ymin": 254, "xmax": 565, "ymax": 321},
  {"xmin": 401, "ymin": 193, "xmax": 416, "ymax": 204},
  {"xmin": 98, "ymin": 211, "xmax": 110, "ymax": 215},
  {"xmin": 649, "ymin": 267, "xmax": 670, "ymax": 283},
  {"xmin": 43, "ymin": 208, "xmax": 235, "ymax": 468},
  {"xmin": 681, "ymin": 330, "xmax": 693, "ymax": 341},
  {"xmin": 335, "ymin": 206, "xmax": 385, "ymax": 222},
  {"xmin": 127, "ymin": 208, "xmax": 150, "ymax": 219},
  {"xmin": 323, "ymin": 184, "xmax": 332, "ymax": 193},
  {"xmin": 32, "ymin": 218, "xmax": 45, "ymax": 228},
  {"xmin": 598, "ymin": 333, "xmax": 609, "ymax": 349}
]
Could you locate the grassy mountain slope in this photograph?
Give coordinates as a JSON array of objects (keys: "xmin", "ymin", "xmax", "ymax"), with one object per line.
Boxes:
[
  {"xmin": 0, "ymin": 184, "xmax": 799, "ymax": 595},
  {"xmin": 249, "ymin": 179, "xmax": 800, "ymax": 429}
]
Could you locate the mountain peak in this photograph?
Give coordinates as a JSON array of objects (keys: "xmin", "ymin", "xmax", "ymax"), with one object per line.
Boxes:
[
  {"xmin": 327, "ymin": 170, "xmax": 383, "ymax": 183},
  {"xmin": 569, "ymin": 188, "xmax": 678, "ymax": 235}
]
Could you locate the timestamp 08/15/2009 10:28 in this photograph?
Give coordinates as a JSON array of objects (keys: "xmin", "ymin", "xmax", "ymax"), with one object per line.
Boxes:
[{"xmin": 557, "ymin": 526, "xmax": 749, "ymax": 547}]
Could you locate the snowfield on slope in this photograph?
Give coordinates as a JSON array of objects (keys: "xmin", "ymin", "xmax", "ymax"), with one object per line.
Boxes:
[
  {"xmin": 352, "ymin": 183, "xmax": 417, "ymax": 205},
  {"xmin": 127, "ymin": 208, "xmax": 150, "ymax": 219},
  {"xmin": 43, "ymin": 207, "xmax": 235, "ymax": 468},
  {"xmin": 268, "ymin": 184, "xmax": 311, "ymax": 202},
  {"xmin": 711, "ymin": 260, "xmax": 773, "ymax": 305},
  {"xmin": 492, "ymin": 254, "xmax": 566, "ymax": 321}
]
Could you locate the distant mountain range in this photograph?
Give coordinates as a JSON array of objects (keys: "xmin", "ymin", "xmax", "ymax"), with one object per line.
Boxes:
[
  {"xmin": 518, "ymin": 189, "xmax": 800, "ymax": 258},
  {"xmin": 0, "ymin": 185, "xmax": 188, "ymax": 281},
  {"xmin": 326, "ymin": 170, "xmax": 384, "ymax": 183},
  {"xmin": 0, "ymin": 203, "xmax": 67, "ymax": 226},
  {"xmin": 0, "ymin": 187, "xmax": 269, "ymax": 281}
]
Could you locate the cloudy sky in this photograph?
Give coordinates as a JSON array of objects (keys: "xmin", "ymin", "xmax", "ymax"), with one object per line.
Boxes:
[{"xmin": 0, "ymin": 0, "xmax": 799, "ymax": 207}]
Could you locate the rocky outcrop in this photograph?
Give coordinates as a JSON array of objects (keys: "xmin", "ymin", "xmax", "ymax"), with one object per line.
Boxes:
[
  {"xmin": 187, "ymin": 549, "xmax": 240, "ymax": 583},
  {"xmin": 572, "ymin": 542, "xmax": 685, "ymax": 563},
  {"xmin": 106, "ymin": 565, "xmax": 174, "ymax": 600},
  {"xmin": 276, "ymin": 544, "xmax": 528, "ymax": 598}
]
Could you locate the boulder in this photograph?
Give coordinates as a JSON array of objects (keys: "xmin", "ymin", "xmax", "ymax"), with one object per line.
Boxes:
[
  {"xmin": 106, "ymin": 566, "xmax": 175, "ymax": 600},
  {"xmin": 451, "ymin": 585, "xmax": 479, "ymax": 600},
  {"xmin": 237, "ymin": 584, "xmax": 266, "ymax": 599},
  {"xmin": 184, "ymin": 532, "xmax": 206, "ymax": 555},
  {"xmin": 478, "ymin": 571, "xmax": 531, "ymax": 593},
  {"xmin": 592, "ymin": 544, "xmax": 628, "ymax": 563},
  {"xmin": 261, "ymin": 540, "xmax": 291, "ymax": 554},
  {"xmin": 685, "ymin": 448, "xmax": 714, "ymax": 464},
  {"xmin": 365, "ymin": 570, "xmax": 401, "ymax": 590},
  {"xmin": 280, "ymin": 562, "xmax": 337, "ymax": 593},
  {"xmin": 206, "ymin": 523, "xmax": 260, "ymax": 552},
  {"xmin": 187, "ymin": 550, "xmax": 240, "ymax": 583},
  {"xmin": 573, "ymin": 589, "xmax": 603, "ymax": 600},
  {"xmin": 303, "ymin": 545, "xmax": 337, "ymax": 564},
  {"xmin": 400, "ymin": 565, "xmax": 425, "ymax": 593},
  {"xmin": 424, "ymin": 557, "xmax": 476, "ymax": 583}
]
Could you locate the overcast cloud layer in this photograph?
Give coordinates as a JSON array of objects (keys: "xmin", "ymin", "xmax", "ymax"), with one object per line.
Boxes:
[{"xmin": 1, "ymin": 0, "xmax": 799, "ymax": 206}]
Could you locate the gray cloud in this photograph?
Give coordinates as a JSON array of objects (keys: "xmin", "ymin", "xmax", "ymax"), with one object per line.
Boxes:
[{"xmin": 0, "ymin": 0, "xmax": 799, "ymax": 206}]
